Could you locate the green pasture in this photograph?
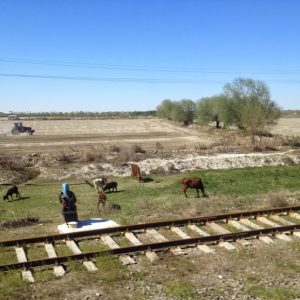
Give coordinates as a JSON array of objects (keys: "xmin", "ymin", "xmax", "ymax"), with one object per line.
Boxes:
[
  {"xmin": 0, "ymin": 164, "xmax": 300, "ymax": 241},
  {"xmin": 0, "ymin": 164, "xmax": 300, "ymax": 299}
]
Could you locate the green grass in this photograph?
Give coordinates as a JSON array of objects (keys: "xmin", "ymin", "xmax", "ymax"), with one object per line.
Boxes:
[
  {"xmin": 0, "ymin": 271, "xmax": 28, "ymax": 299},
  {"xmin": 95, "ymin": 254, "xmax": 126, "ymax": 282},
  {"xmin": 0, "ymin": 165, "xmax": 300, "ymax": 239},
  {"xmin": 245, "ymin": 283, "xmax": 300, "ymax": 300},
  {"xmin": 165, "ymin": 281, "xmax": 196, "ymax": 299},
  {"xmin": 0, "ymin": 247, "xmax": 18, "ymax": 265},
  {"xmin": 0, "ymin": 164, "xmax": 300, "ymax": 295}
]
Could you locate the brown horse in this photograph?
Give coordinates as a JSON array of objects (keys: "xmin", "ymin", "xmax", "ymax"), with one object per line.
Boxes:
[{"xmin": 181, "ymin": 177, "xmax": 206, "ymax": 198}]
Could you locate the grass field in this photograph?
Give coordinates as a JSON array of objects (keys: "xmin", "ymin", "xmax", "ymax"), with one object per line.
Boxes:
[
  {"xmin": 1, "ymin": 165, "xmax": 300, "ymax": 299},
  {"xmin": 1, "ymin": 164, "xmax": 300, "ymax": 240}
]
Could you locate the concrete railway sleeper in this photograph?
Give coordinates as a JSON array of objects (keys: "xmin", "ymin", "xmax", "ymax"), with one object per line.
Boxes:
[
  {"xmin": 1, "ymin": 224, "xmax": 300, "ymax": 273},
  {"xmin": 1, "ymin": 205, "xmax": 300, "ymax": 247},
  {"xmin": 1, "ymin": 205, "xmax": 300, "ymax": 282}
]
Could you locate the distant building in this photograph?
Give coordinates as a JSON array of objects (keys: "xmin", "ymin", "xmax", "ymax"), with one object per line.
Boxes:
[{"xmin": 8, "ymin": 114, "xmax": 19, "ymax": 120}]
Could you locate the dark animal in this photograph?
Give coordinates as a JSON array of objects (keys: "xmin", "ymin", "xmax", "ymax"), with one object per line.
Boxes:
[
  {"xmin": 181, "ymin": 177, "xmax": 206, "ymax": 198},
  {"xmin": 3, "ymin": 185, "xmax": 21, "ymax": 201},
  {"xmin": 98, "ymin": 191, "xmax": 107, "ymax": 212},
  {"xmin": 103, "ymin": 181, "xmax": 118, "ymax": 193},
  {"xmin": 131, "ymin": 163, "xmax": 142, "ymax": 182}
]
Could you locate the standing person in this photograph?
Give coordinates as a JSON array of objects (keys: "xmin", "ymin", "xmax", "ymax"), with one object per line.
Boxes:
[{"xmin": 59, "ymin": 183, "xmax": 78, "ymax": 223}]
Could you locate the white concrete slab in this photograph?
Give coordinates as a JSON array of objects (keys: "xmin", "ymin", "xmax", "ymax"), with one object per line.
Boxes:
[
  {"xmin": 57, "ymin": 218, "xmax": 119, "ymax": 234},
  {"xmin": 22, "ymin": 270, "xmax": 35, "ymax": 283}
]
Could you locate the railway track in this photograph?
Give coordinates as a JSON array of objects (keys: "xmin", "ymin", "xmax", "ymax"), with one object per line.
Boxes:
[{"xmin": 1, "ymin": 205, "xmax": 300, "ymax": 282}]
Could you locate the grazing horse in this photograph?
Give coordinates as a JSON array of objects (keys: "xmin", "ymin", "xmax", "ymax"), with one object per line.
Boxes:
[
  {"xmin": 3, "ymin": 186, "xmax": 21, "ymax": 200},
  {"xmin": 93, "ymin": 177, "xmax": 108, "ymax": 193},
  {"xmin": 181, "ymin": 177, "xmax": 206, "ymax": 198},
  {"xmin": 98, "ymin": 191, "xmax": 107, "ymax": 212},
  {"xmin": 131, "ymin": 164, "xmax": 142, "ymax": 182}
]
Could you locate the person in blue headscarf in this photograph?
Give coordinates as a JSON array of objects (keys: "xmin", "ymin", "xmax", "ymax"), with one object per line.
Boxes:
[{"xmin": 59, "ymin": 183, "xmax": 78, "ymax": 223}]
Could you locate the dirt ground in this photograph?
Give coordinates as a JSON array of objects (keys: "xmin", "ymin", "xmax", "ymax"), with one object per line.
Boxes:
[{"xmin": 0, "ymin": 118, "xmax": 214, "ymax": 154}]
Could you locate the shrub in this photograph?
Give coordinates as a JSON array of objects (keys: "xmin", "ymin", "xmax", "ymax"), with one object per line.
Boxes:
[
  {"xmin": 283, "ymin": 136, "xmax": 300, "ymax": 147},
  {"xmin": 149, "ymin": 166, "xmax": 166, "ymax": 175},
  {"xmin": 24, "ymin": 168, "xmax": 40, "ymax": 181},
  {"xmin": 267, "ymin": 192, "xmax": 289, "ymax": 208},
  {"xmin": 130, "ymin": 144, "xmax": 146, "ymax": 154},
  {"xmin": 57, "ymin": 152, "xmax": 72, "ymax": 164},
  {"xmin": 111, "ymin": 149, "xmax": 130, "ymax": 166},
  {"xmin": 109, "ymin": 145, "xmax": 121, "ymax": 153},
  {"xmin": 79, "ymin": 150, "xmax": 95, "ymax": 162},
  {"xmin": 154, "ymin": 142, "xmax": 164, "ymax": 153}
]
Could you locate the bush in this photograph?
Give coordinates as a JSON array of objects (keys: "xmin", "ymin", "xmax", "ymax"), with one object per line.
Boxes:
[
  {"xmin": 267, "ymin": 192, "xmax": 289, "ymax": 208},
  {"xmin": 109, "ymin": 145, "xmax": 121, "ymax": 153},
  {"xmin": 111, "ymin": 149, "xmax": 130, "ymax": 166},
  {"xmin": 149, "ymin": 166, "xmax": 166, "ymax": 175},
  {"xmin": 79, "ymin": 150, "xmax": 95, "ymax": 162},
  {"xmin": 57, "ymin": 152, "xmax": 73, "ymax": 164},
  {"xmin": 23, "ymin": 168, "xmax": 40, "ymax": 182},
  {"xmin": 130, "ymin": 144, "xmax": 146, "ymax": 154},
  {"xmin": 283, "ymin": 136, "xmax": 300, "ymax": 147},
  {"xmin": 155, "ymin": 142, "xmax": 164, "ymax": 153}
]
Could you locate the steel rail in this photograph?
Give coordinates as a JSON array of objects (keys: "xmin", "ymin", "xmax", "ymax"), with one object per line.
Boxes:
[
  {"xmin": 1, "ymin": 224, "xmax": 300, "ymax": 271},
  {"xmin": 1, "ymin": 205, "xmax": 300, "ymax": 246}
]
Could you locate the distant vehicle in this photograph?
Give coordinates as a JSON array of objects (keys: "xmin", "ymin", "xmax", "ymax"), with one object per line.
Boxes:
[{"xmin": 11, "ymin": 122, "xmax": 35, "ymax": 135}]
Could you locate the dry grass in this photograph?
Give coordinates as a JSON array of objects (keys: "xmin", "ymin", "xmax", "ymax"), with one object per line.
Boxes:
[
  {"xmin": 79, "ymin": 149, "xmax": 95, "ymax": 162},
  {"xmin": 130, "ymin": 144, "xmax": 146, "ymax": 155},
  {"xmin": 266, "ymin": 191, "xmax": 290, "ymax": 208}
]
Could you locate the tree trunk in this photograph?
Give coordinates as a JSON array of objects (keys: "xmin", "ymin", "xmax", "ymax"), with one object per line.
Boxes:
[{"xmin": 216, "ymin": 119, "xmax": 221, "ymax": 129}]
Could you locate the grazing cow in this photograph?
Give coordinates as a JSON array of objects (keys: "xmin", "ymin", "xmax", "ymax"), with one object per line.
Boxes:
[
  {"xmin": 93, "ymin": 177, "xmax": 108, "ymax": 193},
  {"xmin": 181, "ymin": 177, "xmax": 206, "ymax": 198},
  {"xmin": 103, "ymin": 181, "xmax": 118, "ymax": 193},
  {"xmin": 3, "ymin": 185, "xmax": 21, "ymax": 201},
  {"xmin": 98, "ymin": 191, "xmax": 107, "ymax": 212},
  {"xmin": 131, "ymin": 164, "xmax": 142, "ymax": 182}
]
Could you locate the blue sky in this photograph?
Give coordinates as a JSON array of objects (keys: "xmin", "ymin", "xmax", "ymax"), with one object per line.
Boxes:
[{"xmin": 0, "ymin": 0, "xmax": 299, "ymax": 112}]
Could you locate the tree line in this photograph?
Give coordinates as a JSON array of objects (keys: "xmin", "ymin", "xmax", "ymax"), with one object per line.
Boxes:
[{"xmin": 156, "ymin": 78, "xmax": 281, "ymax": 145}]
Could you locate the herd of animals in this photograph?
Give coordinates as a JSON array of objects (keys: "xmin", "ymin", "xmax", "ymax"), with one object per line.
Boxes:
[{"xmin": 2, "ymin": 163, "xmax": 207, "ymax": 213}]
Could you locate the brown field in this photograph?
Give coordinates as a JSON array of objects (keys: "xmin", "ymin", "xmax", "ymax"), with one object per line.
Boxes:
[
  {"xmin": 0, "ymin": 117, "xmax": 299, "ymax": 156},
  {"xmin": 271, "ymin": 118, "xmax": 300, "ymax": 136},
  {"xmin": 0, "ymin": 118, "xmax": 215, "ymax": 154}
]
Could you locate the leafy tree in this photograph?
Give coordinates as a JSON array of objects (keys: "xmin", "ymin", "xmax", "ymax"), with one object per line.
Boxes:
[
  {"xmin": 196, "ymin": 95, "xmax": 227, "ymax": 128},
  {"xmin": 224, "ymin": 78, "xmax": 281, "ymax": 145},
  {"xmin": 178, "ymin": 99, "xmax": 196, "ymax": 125},
  {"xmin": 157, "ymin": 99, "xmax": 196, "ymax": 125},
  {"xmin": 156, "ymin": 99, "xmax": 174, "ymax": 120},
  {"xmin": 170, "ymin": 102, "xmax": 184, "ymax": 123}
]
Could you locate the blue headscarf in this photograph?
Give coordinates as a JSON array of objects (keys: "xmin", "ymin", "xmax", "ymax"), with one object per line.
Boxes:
[{"xmin": 61, "ymin": 183, "xmax": 70, "ymax": 198}]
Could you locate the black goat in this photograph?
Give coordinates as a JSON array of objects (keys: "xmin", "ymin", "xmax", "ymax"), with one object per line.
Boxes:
[
  {"xmin": 103, "ymin": 181, "xmax": 118, "ymax": 193},
  {"xmin": 3, "ymin": 186, "xmax": 21, "ymax": 200}
]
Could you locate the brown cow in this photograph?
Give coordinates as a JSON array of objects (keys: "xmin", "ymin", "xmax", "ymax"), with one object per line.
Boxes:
[
  {"xmin": 131, "ymin": 164, "xmax": 142, "ymax": 182},
  {"xmin": 181, "ymin": 177, "xmax": 206, "ymax": 198}
]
